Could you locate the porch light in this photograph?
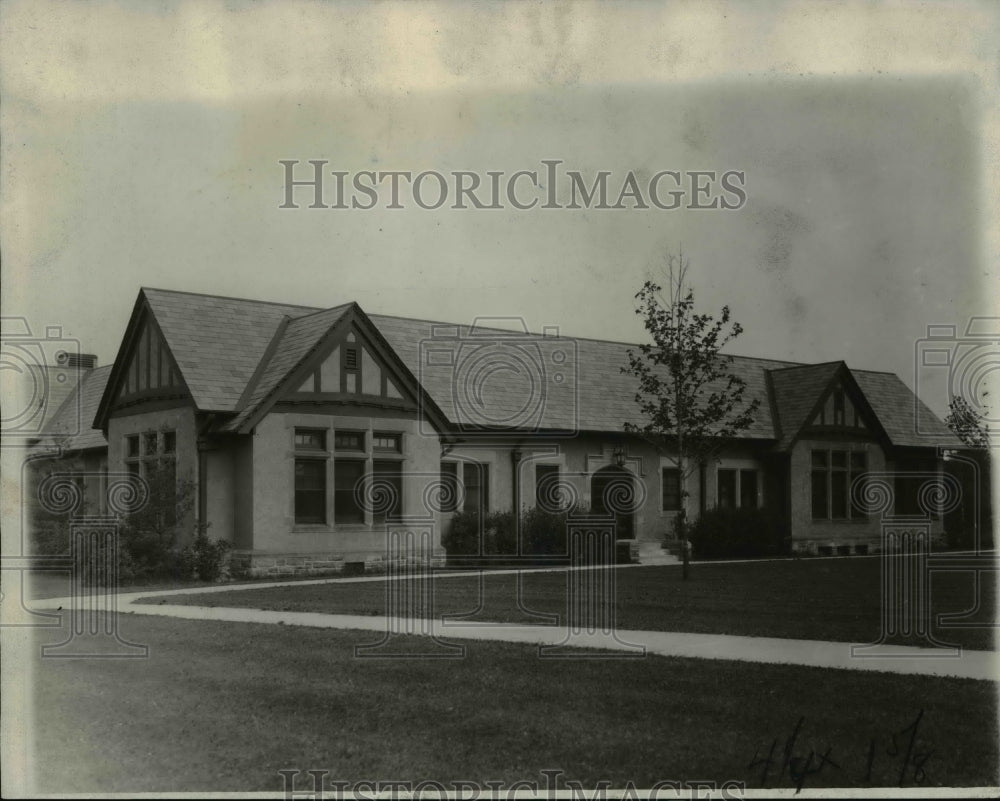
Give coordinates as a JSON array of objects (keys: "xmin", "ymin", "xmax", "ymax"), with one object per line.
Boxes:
[{"xmin": 613, "ymin": 447, "xmax": 626, "ymax": 468}]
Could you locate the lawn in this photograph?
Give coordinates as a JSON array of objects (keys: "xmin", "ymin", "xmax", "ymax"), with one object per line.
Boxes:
[
  {"xmin": 25, "ymin": 613, "xmax": 999, "ymax": 793},
  {"xmin": 141, "ymin": 558, "xmax": 998, "ymax": 651}
]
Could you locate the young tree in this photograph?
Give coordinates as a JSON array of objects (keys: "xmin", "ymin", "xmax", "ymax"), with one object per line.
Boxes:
[
  {"xmin": 945, "ymin": 395, "xmax": 990, "ymax": 450},
  {"xmin": 623, "ymin": 250, "xmax": 760, "ymax": 577}
]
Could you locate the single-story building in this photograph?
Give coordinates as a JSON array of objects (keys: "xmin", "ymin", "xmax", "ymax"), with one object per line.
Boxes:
[{"xmin": 30, "ymin": 287, "xmax": 966, "ymax": 575}]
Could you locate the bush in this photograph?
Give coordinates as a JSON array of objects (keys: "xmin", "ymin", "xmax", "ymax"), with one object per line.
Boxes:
[
  {"xmin": 688, "ymin": 506, "xmax": 787, "ymax": 559},
  {"xmin": 179, "ymin": 532, "xmax": 232, "ymax": 582},
  {"xmin": 444, "ymin": 505, "xmax": 601, "ymax": 566}
]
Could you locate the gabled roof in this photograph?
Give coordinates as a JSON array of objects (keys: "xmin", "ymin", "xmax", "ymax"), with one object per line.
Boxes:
[
  {"xmin": 34, "ymin": 365, "xmax": 111, "ymax": 453},
  {"xmin": 84, "ymin": 288, "xmax": 960, "ymax": 450},
  {"xmin": 369, "ymin": 314, "xmax": 792, "ymax": 437},
  {"xmin": 768, "ymin": 362, "xmax": 846, "ymax": 449},
  {"xmin": 854, "ymin": 369, "xmax": 961, "ymax": 448},
  {"xmin": 142, "ymin": 288, "xmax": 317, "ymax": 411},
  {"xmin": 226, "ymin": 304, "xmax": 354, "ymax": 431}
]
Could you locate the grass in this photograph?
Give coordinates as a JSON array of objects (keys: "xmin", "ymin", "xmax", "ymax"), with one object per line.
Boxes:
[
  {"xmin": 141, "ymin": 558, "xmax": 997, "ymax": 651},
  {"xmin": 27, "ymin": 614, "xmax": 998, "ymax": 793}
]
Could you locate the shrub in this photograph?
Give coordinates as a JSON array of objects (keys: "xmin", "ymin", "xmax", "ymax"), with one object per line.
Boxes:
[
  {"xmin": 688, "ymin": 506, "xmax": 787, "ymax": 559},
  {"xmin": 179, "ymin": 532, "xmax": 232, "ymax": 582},
  {"xmin": 444, "ymin": 505, "xmax": 599, "ymax": 565},
  {"xmin": 441, "ymin": 510, "xmax": 482, "ymax": 555},
  {"xmin": 521, "ymin": 506, "xmax": 571, "ymax": 556}
]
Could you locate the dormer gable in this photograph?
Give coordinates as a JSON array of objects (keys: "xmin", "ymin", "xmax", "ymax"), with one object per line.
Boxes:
[
  {"xmin": 287, "ymin": 328, "xmax": 410, "ymax": 402},
  {"xmin": 94, "ymin": 297, "xmax": 192, "ymax": 430}
]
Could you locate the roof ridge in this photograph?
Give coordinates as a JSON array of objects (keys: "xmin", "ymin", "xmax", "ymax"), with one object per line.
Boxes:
[
  {"xmin": 368, "ymin": 311, "xmax": 806, "ymax": 363},
  {"xmin": 287, "ymin": 302, "xmax": 356, "ymax": 323},
  {"xmin": 141, "ymin": 286, "xmax": 323, "ymax": 313},
  {"xmin": 767, "ymin": 360, "xmax": 843, "ymax": 374}
]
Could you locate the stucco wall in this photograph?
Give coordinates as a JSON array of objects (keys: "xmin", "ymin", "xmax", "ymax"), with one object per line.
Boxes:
[
  {"xmin": 245, "ymin": 408, "xmax": 442, "ymax": 565},
  {"xmin": 107, "ymin": 403, "xmax": 198, "ymax": 544},
  {"xmin": 785, "ymin": 436, "xmax": 943, "ymax": 552}
]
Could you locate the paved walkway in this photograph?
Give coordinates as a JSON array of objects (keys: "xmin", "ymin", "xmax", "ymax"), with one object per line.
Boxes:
[{"xmin": 28, "ymin": 575, "xmax": 998, "ymax": 681}]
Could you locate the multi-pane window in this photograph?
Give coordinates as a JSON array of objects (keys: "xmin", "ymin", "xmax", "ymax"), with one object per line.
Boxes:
[
  {"xmin": 463, "ymin": 463, "xmax": 489, "ymax": 516},
  {"xmin": 124, "ymin": 429, "xmax": 177, "ymax": 519},
  {"xmin": 850, "ymin": 452, "xmax": 868, "ymax": 519},
  {"xmin": 717, "ymin": 468, "xmax": 759, "ymax": 510},
  {"xmin": 294, "ymin": 428, "xmax": 327, "ymax": 524},
  {"xmin": 812, "ymin": 448, "xmax": 868, "ymax": 520},
  {"xmin": 661, "ymin": 467, "xmax": 681, "ymax": 511},
  {"xmin": 334, "ymin": 430, "xmax": 365, "ymax": 451},
  {"xmin": 334, "ymin": 460, "xmax": 365, "ymax": 524},
  {"xmin": 373, "ymin": 432, "xmax": 401, "ymax": 452},
  {"xmin": 124, "ymin": 430, "xmax": 176, "ymax": 477},
  {"xmin": 535, "ymin": 464, "xmax": 561, "ymax": 511}
]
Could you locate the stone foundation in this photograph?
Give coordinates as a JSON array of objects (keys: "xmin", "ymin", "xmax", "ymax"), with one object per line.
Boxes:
[{"xmin": 228, "ymin": 549, "xmax": 446, "ymax": 579}]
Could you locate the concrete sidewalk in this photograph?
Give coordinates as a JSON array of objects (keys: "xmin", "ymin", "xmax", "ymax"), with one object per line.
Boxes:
[{"xmin": 30, "ymin": 591, "xmax": 999, "ymax": 681}]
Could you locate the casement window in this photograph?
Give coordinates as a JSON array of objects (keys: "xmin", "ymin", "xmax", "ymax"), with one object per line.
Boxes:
[
  {"xmin": 294, "ymin": 428, "xmax": 327, "ymax": 524},
  {"xmin": 463, "ymin": 462, "xmax": 490, "ymax": 516},
  {"xmin": 661, "ymin": 467, "xmax": 681, "ymax": 511},
  {"xmin": 334, "ymin": 459, "xmax": 365, "ymax": 524},
  {"xmin": 717, "ymin": 468, "xmax": 759, "ymax": 510},
  {"xmin": 717, "ymin": 469, "xmax": 737, "ymax": 509},
  {"xmin": 440, "ymin": 462, "xmax": 459, "ymax": 513},
  {"xmin": 334, "ymin": 430, "xmax": 365, "ymax": 451},
  {"xmin": 535, "ymin": 464, "xmax": 561, "ymax": 511},
  {"xmin": 373, "ymin": 432, "xmax": 401, "ymax": 453},
  {"xmin": 812, "ymin": 448, "xmax": 868, "ymax": 520},
  {"xmin": 124, "ymin": 429, "xmax": 178, "ymax": 520},
  {"xmin": 294, "ymin": 427, "xmax": 407, "ymax": 526}
]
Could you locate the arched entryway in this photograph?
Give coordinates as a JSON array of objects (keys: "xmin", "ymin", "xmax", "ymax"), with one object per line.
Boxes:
[{"xmin": 590, "ymin": 465, "xmax": 636, "ymax": 539}]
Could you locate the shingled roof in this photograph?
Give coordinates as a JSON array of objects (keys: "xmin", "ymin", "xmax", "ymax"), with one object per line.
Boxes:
[
  {"xmin": 82, "ymin": 288, "xmax": 959, "ymax": 450},
  {"xmin": 768, "ymin": 362, "xmax": 844, "ymax": 449},
  {"xmin": 34, "ymin": 365, "xmax": 111, "ymax": 453}
]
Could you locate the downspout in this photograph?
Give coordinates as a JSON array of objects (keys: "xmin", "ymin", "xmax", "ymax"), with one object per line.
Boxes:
[{"xmin": 511, "ymin": 444, "xmax": 523, "ymax": 554}]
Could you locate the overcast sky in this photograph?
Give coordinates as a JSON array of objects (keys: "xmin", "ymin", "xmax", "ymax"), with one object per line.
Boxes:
[{"xmin": 3, "ymin": 1, "xmax": 998, "ymax": 417}]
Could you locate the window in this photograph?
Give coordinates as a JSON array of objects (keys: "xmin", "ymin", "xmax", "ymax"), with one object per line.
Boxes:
[
  {"xmin": 850, "ymin": 452, "xmax": 868, "ymax": 519},
  {"xmin": 295, "ymin": 461, "xmax": 326, "ymax": 524},
  {"xmin": 334, "ymin": 460, "xmax": 365, "ymax": 524},
  {"xmin": 294, "ymin": 427, "xmax": 328, "ymax": 524},
  {"xmin": 812, "ymin": 448, "xmax": 868, "ymax": 520},
  {"xmin": 124, "ymin": 429, "xmax": 177, "ymax": 518},
  {"xmin": 372, "ymin": 460, "xmax": 403, "ymax": 524},
  {"xmin": 717, "ymin": 469, "xmax": 737, "ymax": 509},
  {"xmin": 334, "ymin": 430, "xmax": 365, "ymax": 451},
  {"xmin": 661, "ymin": 467, "xmax": 681, "ymax": 511},
  {"xmin": 463, "ymin": 462, "xmax": 489, "ymax": 516},
  {"xmin": 440, "ymin": 462, "xmax": 459, "ymax": 513},
  {"xmin": 535, "ymin": 464, "xmax": 561, "ymax": 511},
  {"xmin": 740, "ymin": 470, "xmax": 759, "ymax": 510},
  {"xmin": 373, "ymin": 432, "xmax": 401, "ymax": 452},
  {"xmin": 295, "ymin": 429, "xmax": 326, "ymax": 450}
]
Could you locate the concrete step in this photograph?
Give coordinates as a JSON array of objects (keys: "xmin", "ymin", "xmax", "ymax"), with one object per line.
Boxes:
[{"xmin": 635, "ymin": 540, "xmax": 680, "ymax": 565}]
